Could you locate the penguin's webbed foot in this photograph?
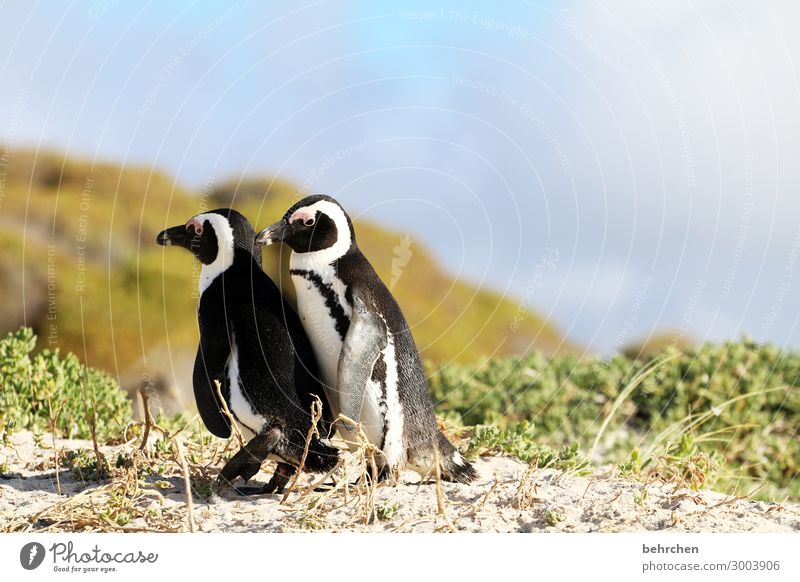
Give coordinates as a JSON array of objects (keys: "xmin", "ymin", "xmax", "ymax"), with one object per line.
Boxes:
[
  {"xmin": 215, "ymin": 428, "xmax": 282, "ymax": 492},
  {"xmin": 261, "ymin": 462, "xmax": 296, "ymax": 495},
  {"xmin": 216, "ymin": 447, "xmax": 264, "ymax": 487}
]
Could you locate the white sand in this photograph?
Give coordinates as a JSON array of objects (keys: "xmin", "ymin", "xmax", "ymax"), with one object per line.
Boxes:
[{"xmin": 1, "ymin": 431, "xmax": 798, "ymax": 533}]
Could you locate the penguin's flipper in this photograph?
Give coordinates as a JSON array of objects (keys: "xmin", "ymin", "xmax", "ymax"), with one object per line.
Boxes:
[
  {"xmin": 216, "ymin": 427, "xmax": 282, "ymax": 491},
  {"xmin": 193, "ymin": 330, "xmax": 233, "ymax": 439},
  {"xmin": 337, "ymin": 295, "xmax": 387, "ymax": 427}
]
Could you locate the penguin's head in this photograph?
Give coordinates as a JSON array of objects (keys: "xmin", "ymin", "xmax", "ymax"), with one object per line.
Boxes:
[
  {"xmin": 156, "ymin": 208, "xmax": 262, "ymax": 268},
  {"xmin": 255, "ymin": 195, "xmax": 355, "ymax": 262}
]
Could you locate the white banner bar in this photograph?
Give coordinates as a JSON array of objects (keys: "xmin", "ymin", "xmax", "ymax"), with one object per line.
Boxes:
[{"xmin": 1, "ymin": 533, "xmax": 798, "ymax": 581}]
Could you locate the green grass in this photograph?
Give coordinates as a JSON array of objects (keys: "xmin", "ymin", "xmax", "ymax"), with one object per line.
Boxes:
[
  {"xmin": 376, "ymin": 502, "xmax": 400, "ymax": 521},
  {"xmin": 61, "ymin": 448, "xmax": 110, "ymax": 481},
  {"xmin": 545, "ymin": 509, "xmax": 563, "ymax": 527}
]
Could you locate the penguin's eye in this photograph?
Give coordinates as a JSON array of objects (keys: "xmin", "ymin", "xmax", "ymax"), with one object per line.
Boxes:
[
  {"xmin": 304, "ymin": 217, "xmax": 315, "ymax": 227},
  {"xmin": 186, "ymin": 220, "xmax": 203, "ymax": 235}
]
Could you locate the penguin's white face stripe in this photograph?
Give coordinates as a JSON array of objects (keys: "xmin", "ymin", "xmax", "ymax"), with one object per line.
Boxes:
[
  {"xmin": 195, "ymin": 212, "xmax": 235, "ymax": 295},
  {"xmin": 290, "ymin": 200, "xmax": 352, "ymax": 266}
]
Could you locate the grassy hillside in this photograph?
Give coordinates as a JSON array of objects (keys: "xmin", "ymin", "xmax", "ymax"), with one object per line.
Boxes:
[{"xmin": 0, "ymin": 150, "xmax": 566, "ymax": 399}]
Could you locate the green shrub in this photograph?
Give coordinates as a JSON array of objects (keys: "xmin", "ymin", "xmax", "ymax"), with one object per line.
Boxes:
[
  {"xmin": 465, "ymin": 421, "xmax": 590, "ymax": 474},
  {"xmin": 432, "ymin": 341, "xmax": 800, "ymax": 501},
  {"xmin": 0, "ymin": 328, "xmax": 131, "ymax": 440}
]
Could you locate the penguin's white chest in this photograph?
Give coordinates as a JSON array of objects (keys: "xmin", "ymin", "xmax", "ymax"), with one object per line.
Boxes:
[{"xmin": 290, "ymin": 266, "xmax": 350, "ymax": 406}]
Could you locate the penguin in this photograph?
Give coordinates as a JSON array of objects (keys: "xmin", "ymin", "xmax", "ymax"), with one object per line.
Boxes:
[
  {"xmin": 255, "ymin": 195, "xmax": 476, "ymax": 483},
  {"xmin": 156, "ymin": 208, "xmax": 338, "ymax": 494}
]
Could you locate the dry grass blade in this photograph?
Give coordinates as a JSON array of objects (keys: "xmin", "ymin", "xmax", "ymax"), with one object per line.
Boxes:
[
  {"xmin": 709, "ymin": 483, "xmax": 766, "ymax": 509},
  {"xmin": 172, "ymin": 437, "xmax": 196, "ymax": 533},
  {"xmin": 214, "ymin": 379, "xmax": 243, "ymax": 448},
  {"xmin": 284, "ymin": 413, "xmax": 384, "ymax": 528},
  {"xmin": 644, "ymin": 451, "xmax": 716, "ymax": 492},
  {"xmin": 46, "ymin": 395, "xmax": 65, "ymax": 496},
  {"xmin": 433, "ymin": 447, "xmax": 456, "ymax": 532},
  {"xmin": 281, "ymin": 396, "xmax": 322, "ymax": 503},
  {"xmin": 515, "ymin": 458, "xmax": 543, "ymax": 509},
  {"xmin": 86, "ymin": 391, "xmax": 105, "ymax": 480},
  {"xmin": 2, "ymin": 485, "xmax": 101, "ymax": 532},
  {"xmin": 473, "ymin": 478, "xmax": 501, "ymax": 515},
  {"xmin": 295, "ymin": 458, "xmax": 345, "ymax": 504},
  {"xmin": 338, "ymin": 413, "xmax": 381, "ymax": 524},
  {"xmin": 138, "ymin": 386, "xmax": 154, "ymax": 453}
]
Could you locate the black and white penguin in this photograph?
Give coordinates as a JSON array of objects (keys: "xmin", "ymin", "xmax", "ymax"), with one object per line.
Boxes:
[
  {"xmin": 156, "ymin": 208, "xmax": 338, "ymax": 493},
  {"xmin": 255, "ymin": 196, "xmax": 476, "ymax": 483}
]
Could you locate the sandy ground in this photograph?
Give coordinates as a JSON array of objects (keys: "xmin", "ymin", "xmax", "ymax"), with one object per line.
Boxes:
[{"xmin": 1, "ymin": 431, "xmax": 798, "ymax": 533}]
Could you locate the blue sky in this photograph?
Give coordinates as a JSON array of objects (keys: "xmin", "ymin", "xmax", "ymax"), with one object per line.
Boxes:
[{"xmin": 2, "ymin": 0, "xmax": 800, "ymax": 353}]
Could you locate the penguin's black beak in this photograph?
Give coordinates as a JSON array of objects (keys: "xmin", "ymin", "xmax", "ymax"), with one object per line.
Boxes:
[
  {"xmin": 156, "ymin": 225, "xmax": 188, "ymax": 247},
  {"xmin": 255, "ymin": 220, "xmax": 287, "ymax": 246}
]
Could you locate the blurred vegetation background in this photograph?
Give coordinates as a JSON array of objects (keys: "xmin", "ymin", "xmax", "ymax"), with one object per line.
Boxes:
[{"xmin": 0, "ymin": 150, "xmax": 565, "ymax": 411}]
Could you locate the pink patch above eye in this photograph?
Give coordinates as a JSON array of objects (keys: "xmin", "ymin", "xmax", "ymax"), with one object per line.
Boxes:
[
  {"xmin": 186, "ymin": 219, "xmax": 203, "ymax": 235},
  {"xmin": 290, "ymin": 210, "xmax": 314, "ymax": 225}
]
